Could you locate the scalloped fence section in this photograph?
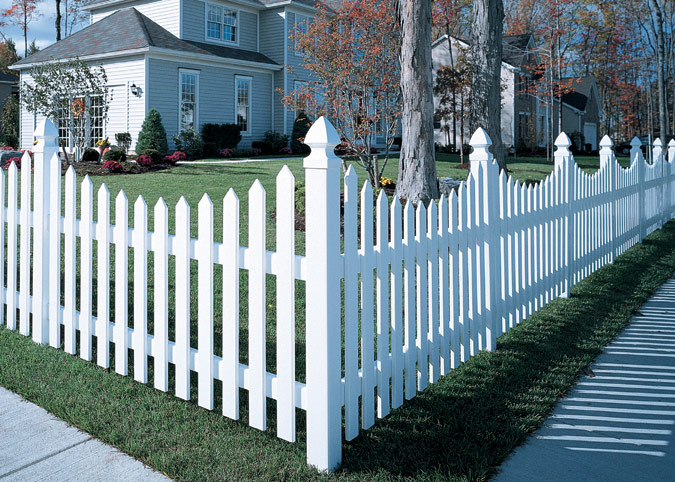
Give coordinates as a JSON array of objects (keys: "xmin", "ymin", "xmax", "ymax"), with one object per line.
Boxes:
[{"xmin": 4, "ymin": 118, "xmax": 675, "ymax": 472}]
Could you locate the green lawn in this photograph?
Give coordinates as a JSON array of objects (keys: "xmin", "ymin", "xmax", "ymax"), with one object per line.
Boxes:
[{"xmin": 0, "ymin": 153, "xmax": 667, "ymax": 482}]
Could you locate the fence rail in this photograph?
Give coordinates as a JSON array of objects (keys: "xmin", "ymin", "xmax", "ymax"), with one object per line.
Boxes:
[{"xmin": 3, "ymin": 118, "xmax": 675, "ymax": 472}]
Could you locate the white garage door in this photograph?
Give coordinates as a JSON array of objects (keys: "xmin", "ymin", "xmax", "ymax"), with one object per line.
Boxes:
[{"xmin": 584, "ymin": 122, "xmax": 597, "ymax": 151}]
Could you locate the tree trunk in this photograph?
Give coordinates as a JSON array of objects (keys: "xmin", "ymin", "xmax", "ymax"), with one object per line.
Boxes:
[
  {"xmin": 470, "ymin": 0, "xmax": 505, "ymax": 170},
  {"xmin": 56, "ymin": 0, "xmax": 62, "ymax": 41},
  {"xmin": 396, "ymin": 0, "xmax": 439, "ymax": 205},
  {"xmin": 648, "ymin": 0, "xmax": 668, "ymax": 139}
]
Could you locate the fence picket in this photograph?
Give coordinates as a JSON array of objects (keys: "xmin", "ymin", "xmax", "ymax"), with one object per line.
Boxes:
[
  {"xmin": 249, "ymin": 181, "xmax": 267, "ymax": 431},
  {"xmin": 415, "ymin": 202, "xmax": 428, "ymax": 390},
  {"xmin": 97, "ymin": 185, "xmax": 111, "ymax": 368},
  {"xmin": 197, "ymin": 194, "xmax": 214, "ymax": 410},
  {"xmin": 19, "ymin": 151, "xmax": 31, "ymax": 336},
  {"xmin": 115, "ymin": 190, "xmax": 129, "ymax": 376},
  {"xmin": 427, "ymin": 202, "xmax": 439, "ymax": 383},
  {"xmin": 133, "ymin": 196, "xmax": 148, "ymax": 383},
  {"xmin": 376, "ymin": 190, "xmax": 391, "ymax": 418},
  {"xmin": 438, "ymin": 195, "xmax": 450, "ymax": 375},
  {"xmin": 80, "ymin": 177, "xmax": 94, "ymax": 361},
  {"xmin": 175, "ymin": 197, "xmax": 191, "ymax": 401},
  {"xmin": 361, "ymin": 181, "xmax": 375, "ymax": 428},
  {"xmin": 403, "ymin": 201, "xmax": 416, "ymax": 398},
  {"xmin": 457, "ymin": 183, "xmax": 470, "ymax": 362},
  {"xmin": 448, "ymin": 190, "xmax": 460, "ymax": 368},
  {"xmin": 389, "ymin": 196, "xmax": 404, "ymax": 408},
  {"xmin": 343, "ymin": 166, "xmax": 359, "ymax": 438},
  {"xmin": 222, "ymin": 190, "xmax": 239, "ymax": 415},
  {"xmin": 7, "ymin": 162, "xmax": 17, "ymax": 331},
  {"xmin": 276, "ymin": 167, "xmax": 296, "ymax": 441},
  {"xmin": 154, "ymin": 198, "xmax": 169, "ymax": 392},
  {"xmin": 64, "ymin": 168, "xmax": 77, "ymax": 354}
]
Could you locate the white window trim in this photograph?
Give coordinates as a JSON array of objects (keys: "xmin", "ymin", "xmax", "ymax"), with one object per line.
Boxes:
[
  {"xmin": 205, "ymin": 2, "xmax": 239, "ymax": 46},
  {"xmin": 179, "ymin": 68, "xmax": 200, "ymax": 133},
  {"xmin": 294, "ymin": 13, "xmax": 311, "ymax": 56},
  {"xmin": 234, "ymin": 75, "xmax": 252, "ymax": 136}
]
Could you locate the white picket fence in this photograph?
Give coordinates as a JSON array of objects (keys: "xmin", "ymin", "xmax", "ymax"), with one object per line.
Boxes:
[{"xmin": 4, "ymin": 117, "xmax": 675, "ymax": 472}]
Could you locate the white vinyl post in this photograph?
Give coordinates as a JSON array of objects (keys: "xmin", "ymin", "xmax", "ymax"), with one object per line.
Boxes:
[
  {"xmin": 653, "ymin": 138, "xmax": 664, "ymax": 228},
  {"xmin": 632, "ymin": 137, "xmax": 646, "ymax": 241},
  {"xmin": 469, "ymin": 127, "xmax": 498, "ymax": 351},
  {"xmin": 599, "ymin": 135, "xmax": 616, "ymax": 261},
  {"xmin": 303, "ymin": 117, "xmax": 342, "ymax": 472},
  {"xmin": 554, "ymin": 132, "xmax": 573, "ymax": 297},
  {"xmin": 32, "ymin": 118, "xmax": 58, "ymax": 344}
]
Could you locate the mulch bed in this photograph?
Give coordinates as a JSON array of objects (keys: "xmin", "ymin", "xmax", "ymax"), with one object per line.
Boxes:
[{"xmin": 66, "ymin": 161, "xmax": 175, "ymax": 177}]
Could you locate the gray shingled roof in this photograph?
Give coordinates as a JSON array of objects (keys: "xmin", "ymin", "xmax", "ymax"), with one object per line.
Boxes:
[
  {"xmin": 0, "ymin": 70, "xmax": 19, "ymax": 83},
  {"xmin": 502, "ymin": 34, "xmax": 532, "ymax": 66},
  {"xmin": 15, "ymin": 8, "xmax": 278, "ymax": 67}
]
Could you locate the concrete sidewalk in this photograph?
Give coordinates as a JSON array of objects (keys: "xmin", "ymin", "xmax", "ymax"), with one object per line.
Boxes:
[
  {"xmin": 0, "ymin": 387, "xmax": 171, "ymax": 481},
  {"xmin": 493, "ymin": 278, "xmax": 675, "ymax": 481}
]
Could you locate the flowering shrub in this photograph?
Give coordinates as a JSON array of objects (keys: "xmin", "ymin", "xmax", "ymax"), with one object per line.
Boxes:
[
  {"xmin": 96, "ymin": 138, "xmax": 111, "ymax": 148},
  {"xmin": 279, "ymin": 146, "xmax": 293, "ymax": 154},
  {"xmin": 0, "ymin": 145, "xmax": 15, "ymax": 151},
  {"xmin": 136, "ymin": 155, "xmax": 153, "ymax": 168},
  {"xmin": 252, "ymin": 147, "xmax": 262, "ymax": 156},
  {"xmin": 3, "ymin": 157, "xmax": 20, "ymax": 170},
  {"xmin": 163, "ymin": 155, "xmax": 175, "ymax": 164},
  {"xmin": 171, "ymin": 151, "xmax": 187, "ymax": 162},
  {"xmin": 379, "ymin": 176, "xmax": 395, "ymax": 188},
  {"xmin": 220, "ymin": 148, "xmax": 233, "ymax": 158},
  {"xmin": 102, "ymin": 160, "xmax": 122, "ymax": 173}
]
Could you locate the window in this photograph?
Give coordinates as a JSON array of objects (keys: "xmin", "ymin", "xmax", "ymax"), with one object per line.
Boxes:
[
  {"xmin": 56, "ymin": 101, "xmax": 70, "ymax": 147},
  {"xmin": 180, "ymin": 70, "xmax": 199, "ymax": 132},
  {"xmin": 207, "ymin": 4, "xmax": 237, "ymax": 43},
  {"xmin": 89, "ymin": 95, "xmax": 104, "ymax": 145},
  {"xmin": 235, "ymin": 76, "xmax": 251, "ymax": 135},
  {"xmin": 294, "ymin": 14, "xmax": 310, "ymax": 55},
  {"xmin": 55, "ymin": 95, "xmax": 104, "ymax": 148}
]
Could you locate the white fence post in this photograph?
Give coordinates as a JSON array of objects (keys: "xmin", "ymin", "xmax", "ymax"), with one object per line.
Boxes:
[
  {"xmin": 554, "ymin": 133, "xmax": 573, "ymax": 297},
  {"xmin": 469, "ymin": 128, "xmax": 498, "ymax": 351},
  {"xmin": 653, "ymin": 138, "xmax": 665, "ymax": 228},
  {"xmin": 633, "ymin": 137, "xmax": 647, "ymax": 241},
  {"xmin": 304, "ymin": 117, "xmax": 342, "ymax": 472},
  {"xmin": 599, "ymin": 135, "xmax": 616, "ymax": 262},
  {"xmin": 32, "ymin": 118, "xmax": 58, "ymax": 344}
]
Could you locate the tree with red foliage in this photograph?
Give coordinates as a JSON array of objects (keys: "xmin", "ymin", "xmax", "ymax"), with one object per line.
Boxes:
[
  {"xmin": 286, "ymin": 0, "xmax": 400, "ymax": 189},
  {"xmin": 1, "ymin": 0, "xmax": 41, "ymax": 57}
]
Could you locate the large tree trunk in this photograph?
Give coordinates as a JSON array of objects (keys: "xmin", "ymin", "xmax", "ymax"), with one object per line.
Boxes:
[
  {"xmin": 470, "ymin": 0, "xmax": 505, "ymax": 170},
  {"xmin": 56, "ymin": 0, "xmax": 62, "ymax": 41},
  {"xmin": 648, "ymin": 0, "xmax": 669, "ymax": 139},
  {"xmin": 395, "ymin": 0, "xmax": 439, "ymax": 206}
]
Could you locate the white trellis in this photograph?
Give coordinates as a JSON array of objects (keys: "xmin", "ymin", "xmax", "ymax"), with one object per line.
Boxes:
[{"xmin": 3, "ymin": 117, "xmax": 675, "ymax": 472}]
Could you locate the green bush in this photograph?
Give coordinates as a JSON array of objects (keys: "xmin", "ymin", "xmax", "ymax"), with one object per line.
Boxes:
[
  {"xmin": 173, "ymin": 129, "xmax": 203, "ymax": 160},
  {"xmin": 138, "ymin": 148, "xmax": 162, "ymax": 164},
  {"xmin": 201, "ymin": 123, "xmax": 241, "ymax": 156},
  {"xmin": 0, "ymin": 133, "xmax": 18, "ymax": 150},
  {"xmin": 291, "ymin": 111, "xmax": 312, "ymax": 155},
  {"xmin": 81, "ymin": 148, "xmax": 100, "ymax": 163},
  {"xmin": 102, "ymin": 147, "xmax": 126, "ymax": 163},
  {"xmin": 136, "ymin": 109, "xmax": 168, "ymax": 155},
  {"xmin": 115, "ymin": 132, "xmax": 132, "ymax": 153},
  {"xmin": 263, "ymin": 131, "xmax": 289, "ymax": 153},
  {"xmin": 294, "ymin": 180, "xmax": 305, "ymax": 215},
  {"xmin": 0, "ymin": 95, "xmax": 19, "ymax": 149}
]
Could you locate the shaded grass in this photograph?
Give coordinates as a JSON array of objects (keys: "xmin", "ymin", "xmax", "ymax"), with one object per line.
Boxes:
[{"xmin": 2, "ymin": 214, "xmax": 675, "ymax": 481}]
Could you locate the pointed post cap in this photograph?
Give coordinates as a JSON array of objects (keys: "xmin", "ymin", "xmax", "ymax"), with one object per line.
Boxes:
[
  {"xmin": 303, "ymin": 116, "xmax": 342, "ymax": 170},
  {"xmin": 469, "ymin": 127, "xmax": 492, "ymax": 148},
  {"xmin": 654, "ymin": 138, "xmax": 663, "ymax": 148},
  {"xmin": 599, "ymin": 135, "xmax": 613, "ymax": 149},
  {"xmin": 554, "ymin": 132, "xmax": 571, "ymax": 148},
  {"xmin": 630, "ymin": 136, "xmax": 642, "ymax": 148},
  {"xmin": 668, "ymin": 139, "xmax": 675, "ymax": 148},
  {"xmin": 34, "ymin": 117, "xmax": 59, "ymax": 149},
  {"xmin": 469, "ymin": 127, "xmax": 493, "ymax": 169}
]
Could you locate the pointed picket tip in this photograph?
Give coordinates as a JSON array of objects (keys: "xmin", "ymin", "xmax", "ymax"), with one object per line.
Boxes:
[
  {"xmin": 391, "ymin": 194, "xmax": 401, "ymax": 209},
  {"xmin": 361, "ymin": 180, "xmax": 373, "ymax": 197},
  {"xmin": 34, "ymin": 117, "xmax": 59, "ymax": 139},
  {"xmin": 224, "ymin": 188, "xmax": 239, "ymax": 204},
  {"xmin": 654, "ymin": 138, "xmax": 663, "ymax": 147},
  {"xmin": 428, "ymin": 199, "xmax": 437, "ymax": 216},
  {"xmin": 154, "ymin": 196, "xmax": 168, "ymax": 211},
  {"xmin": 135, "ymin": 195, "xmax": 147, "ymax": 211},
  {"xmin": 82, "ymin": 174, "xmax": 93, "ymax": 188},
  {"xmin": 21, "ymin": 150, "xmax": 31, "ymax": 163},
  {"xmin": 599, "ymin": 135, "xmax": 613, "ymax": 148},
  {"xmin": 416, "ymin": 199, "xmax": 427, "ymax": 216},
  {"xmin": 631, "ymin": 136, "xmax": 642, "ymax": 147},
  {"xmin": 176, "ymin": 195, "xmax": 190, "ymax": 211},
  {"xmin": 345, "ymin": 164, "xmax": 356, "ymax": 177},
  {"xmin": 403, "ymin": 199, "xmax": 414, "ymax": 214},
  {"xmin": 116, "ymin": 189, "xmax": 128, "ymax": 203},
  {"xmin": 439, "ymin": 193, "xmax": 447, "ymax": 208},
  {"xmin": 469, "ymin": 127, "xmax": 491, "ymax": 147},
  {"xmin": 554, "ymin": 132, "xmax": 572, "ymax": 148},
  {"xmin": 668, "ymin": 139, "xmax": 675, "ymax": 148},
  {"xmin": 199, "ymin": 192, "xmax": 213, "ymax": 207},
  {"xmin": 499, "ymin": 168, "xmax": 507, "ymax": 182},
  {"xmin": 98, "ymin": 183, "xmax": 110, "ymax": 197},
  {"xmin": 376, "ymin": 187, "xmax": 387, "ymax": 205},
  {"xmin": 304, "ymin": 116, "xmax": 341, "ymax": 148},
  {"xmin": 277, "ymin": 164, "xmax": 294, "ymax": 182},
  {"xmin": 249, "ymin": 178, "xmax": 265, "ymax": 196},
  {"xmin": 449, "ymin": 188, "xmax": 457, "ymax": 203}
]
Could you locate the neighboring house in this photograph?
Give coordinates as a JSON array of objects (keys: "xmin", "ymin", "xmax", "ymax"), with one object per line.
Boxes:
[
  {"xmin": 11, "ymin": 0, "xmax": 317, "ymax": 152},
  {"xmin": 0, "ymin": 69, "xmax": 19, "ymax": 113},
  {"xmin": 432, "ymin": 33, "xmax": 604, "ymax": 152}
]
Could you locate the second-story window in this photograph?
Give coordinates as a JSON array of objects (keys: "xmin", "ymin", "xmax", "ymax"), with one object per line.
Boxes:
[{"xmin": 207, "ymin": 4, "xmax": 237, "ymax": 43}]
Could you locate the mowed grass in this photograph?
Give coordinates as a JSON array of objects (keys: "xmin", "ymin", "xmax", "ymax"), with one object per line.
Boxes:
[{"xmin": 0, "ymin": 154, "xmax": 668, "ymax": 481}]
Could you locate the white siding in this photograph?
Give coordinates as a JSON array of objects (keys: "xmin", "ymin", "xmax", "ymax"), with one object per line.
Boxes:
[
  {"xmin": 18, "ymin": 56, "xmax": 146, "ymax": 152},
  {"xmin": 90, "ymin": 0, "xmax": 180, "ymax": 37},
  {"xmin": 283, "ymin": 10, "xmax": 314, "ymax": 135}
]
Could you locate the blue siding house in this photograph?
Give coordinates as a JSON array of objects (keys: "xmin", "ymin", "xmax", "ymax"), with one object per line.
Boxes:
[{"xmin": 12, "ymin": 0, "xmax": 318, "ymax": 152}]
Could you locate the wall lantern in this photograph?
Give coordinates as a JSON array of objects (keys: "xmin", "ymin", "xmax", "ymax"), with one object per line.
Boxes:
[{"xmin": 130, "ymin": 83, "xmax": 140, "ymax": 97}]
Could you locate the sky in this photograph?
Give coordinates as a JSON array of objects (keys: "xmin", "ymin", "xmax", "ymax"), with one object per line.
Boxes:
[{"xmin": 1, "ymin": 1, "xmax": 88, "ymax": 57}]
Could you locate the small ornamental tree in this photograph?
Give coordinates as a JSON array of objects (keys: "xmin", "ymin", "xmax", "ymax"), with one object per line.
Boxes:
[
  {"xmin": 21, "ymin": 57, "xmax": 111, "ymax": 162},
  {"xmin": 136, "ymin": 108, "xmax": 168, "ymax": 156},
  {"xmin": 290, "ymin": 111, "xmax": 312, "ymax": 155},
  {"xmin": 285, "ymin": 0, "xmax": 401, "ymax": 189},
  {"xmin": 0, "ymin": 95, "xmax": 20, "ymax": 148}
]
